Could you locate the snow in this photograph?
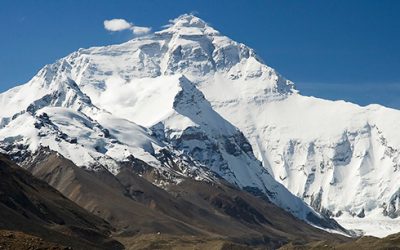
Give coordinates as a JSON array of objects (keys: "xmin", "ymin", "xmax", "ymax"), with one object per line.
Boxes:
[
  {"xmin": 200, "ymin": 75, "xmax": 400, "ymax": 236},
  {"xmin": 1, "ymin": 13, "xmax": 400, "ymax": 236},
  {"xmin": 94, "ymin": 75, "xmax": 182, "ymax": 127},
  {"xmin": 336, "ymin": 212, "xmax": 400, "ymax": 238},
  {"xmin": 202, "ymin": 87, "xmax": 400, "ymax": 229},
  {"xmin": 0, "ymin": 106, "xmax": 158, "ymax": 174},
  {"xmin": 158, "ymin": 14, "xmax": 219, "ymax": 36}
]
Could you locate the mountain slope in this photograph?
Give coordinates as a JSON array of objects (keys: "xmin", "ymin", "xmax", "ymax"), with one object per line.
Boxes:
[
  {"xmin": 0, "ymin": 153, "xmax": 123, "ymax": 249},
  {"xmin": 206, "ymin": 91, "xmax": 400, "ymax": 236},
  {"xmin": 23, "ymin": 149, "xmax": 349, "ymax": 248}
]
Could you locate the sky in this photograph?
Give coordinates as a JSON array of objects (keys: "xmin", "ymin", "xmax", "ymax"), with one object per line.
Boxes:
[{"xmin": 0, "ymin": 0, "xmax": 399, "ymax": 109}]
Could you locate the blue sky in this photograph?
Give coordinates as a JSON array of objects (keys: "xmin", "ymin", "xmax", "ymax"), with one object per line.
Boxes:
[{"xmin": 1, "ymin": 0, "xmax": 399, "ymax": 108}]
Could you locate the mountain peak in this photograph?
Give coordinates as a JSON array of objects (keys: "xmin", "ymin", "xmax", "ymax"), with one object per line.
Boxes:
[
  {"xmin": 170, "ymin": 14, "xmax": 208, "ymax": 28},
  {"xmin": 158, "ymin": 14, "xmax": 219, "ymax": 36}
]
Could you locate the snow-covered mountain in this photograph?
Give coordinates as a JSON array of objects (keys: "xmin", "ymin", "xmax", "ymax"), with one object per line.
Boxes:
[{"xmin": 1, "ymin": 14, "xmax": 399, "ymax": 236}]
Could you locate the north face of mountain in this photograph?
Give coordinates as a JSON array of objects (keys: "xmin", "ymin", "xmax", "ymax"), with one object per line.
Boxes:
[
  {"xmin": 0, "ymin": 62, "xmax": 330, "ymax": 230},
  {"xmin": 1, "ymin": 13, "xmax": 400, "ymax": 236}
]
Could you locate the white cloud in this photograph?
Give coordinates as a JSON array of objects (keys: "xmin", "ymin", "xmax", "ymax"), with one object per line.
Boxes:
[
  {"xmin": 131, "ymin": 26, "xmax": 152, "ymax": 35},
  {"xmin": 104, "ymin": 19, "xmax": 132, "ymax": 32},
  {"xmin": 104, "ymin": 18, "xmax": 151, "ymax": 35}
]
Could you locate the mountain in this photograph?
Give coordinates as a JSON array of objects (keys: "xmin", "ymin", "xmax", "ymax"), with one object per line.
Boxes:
[
  {"xmin": 0, "ymin": 153, "xmax": 123, "ymax": 249},
  {"xmin": 2, "ymin": 149, "xmax": 348, "ymax": 249},
  {"xmin": 0, "ymin": 14, "xmax": 338, "ymax": 232},
  {"xmin": 0, "ymin": 13, "xmax": 399, "ymax": 237},
  {"xmin": 21, "ymin": 148, "xmax": 349, "ymax": 248}
]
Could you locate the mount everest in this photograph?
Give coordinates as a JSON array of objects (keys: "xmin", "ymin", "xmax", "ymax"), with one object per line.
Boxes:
[{"xmin": 0, "ymin": 14, "xmax": 399, "ymax": 237}]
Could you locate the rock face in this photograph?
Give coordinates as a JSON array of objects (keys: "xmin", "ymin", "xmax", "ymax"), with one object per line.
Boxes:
[{"xmin": 1, "ymin": 13, "xmax": 400, "ymax": 235}]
